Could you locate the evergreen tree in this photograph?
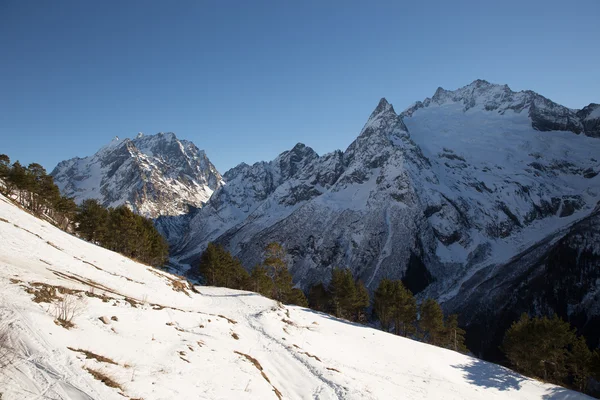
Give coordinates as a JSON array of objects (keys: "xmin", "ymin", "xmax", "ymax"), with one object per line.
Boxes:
[
  {"xmin": 419, "ymin": 298, "xmax": 445, "ymax": 345},
  {"xmin": 353, "ymin": 280, "xmax": 370, "ymax": 322},
  {"xmin": 569, "ymin": 335, "xmax": 593, "ymax": 393},
  {"xmin": 0, "ymin": 154, "xmax": 10, "ymax": 196},
  {"xmin": 502, "ymin": 313, "xmax": 575, "ymax": 383},
  {"xmin": 54, "ymin": 195, "xmax": 77, "ymax": 230},
  {"xmin": 7, "ymin": 161, "xmax": 27, "ymax": 200},
  {"xmin": 287, "ymin": 288, "xmax": 309, "ymax": 307},
  {"xmin": 263, "ymin": 242, "xmax": 294, "ymax": 302},
  {"xmin": 443, "ymin": 314, "xmax": 467, "ymax": 353},
  {"xmin": 198, "ymin": 243, "xmax": 226, "ymax": 286},
  {"xmin": 373, "ymin": 278, "xmax": 396, "ymax": 332},
  {"xmin": 308, "ymin": 283, "xmax": 330, "ymax": 312},
  {"xmin": 76, "ymin": 199, "xmax": 109, "ymax": 243},
  {"xmin": 249, "ymin": 265, "xmax": 274, "ymax": 297},
  {"xmin": 329, "ymin": 268, "xmax": 356, "ymax": 319},
  {"xmin": 392, "ymin": 281, "xmax": 417, "ymax": 337},
  {"xmin": 0, "ymin": 154, "xmax": 9, "ymax": 178}
]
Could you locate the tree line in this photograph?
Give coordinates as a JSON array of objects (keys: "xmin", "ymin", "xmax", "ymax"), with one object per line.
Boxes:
[
  {"xmin": 0, "ymin": 154, "xmax": 168, "ymax": 267},
  {"xmin": 0, "ymin": 154, "xmax": 77, "ymax": 229},
  {"xmin": 197, "ymin": 242, "xmax": 468, "ymax": 354},
  {"xmin": 198, "ymin": 242, "xmax": 308, "ymax": 306},
  {"xmin": 76, "ymin": 199, "xmax": 169, "ymax": 266},
  {"xmin": 309, "ymin": 275, "xmax": 467, "ymax": 352}
]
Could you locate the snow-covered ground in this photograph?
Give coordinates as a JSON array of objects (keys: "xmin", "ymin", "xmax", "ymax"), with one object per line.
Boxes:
[{"xmin": 0, "ymin": 194, "xmax": 590, "ymax": 399}]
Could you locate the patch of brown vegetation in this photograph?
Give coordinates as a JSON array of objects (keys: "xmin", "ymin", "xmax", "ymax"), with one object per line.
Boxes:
[
  {"xmin": 219, "ymin": 315, "xmax": 237, "ymax": 324},
  {"xmin": 26, "ymin": 282, "xmax": 77, "ymax": 303},
  {"xmin": 68, "ymin": 347, "xmax": 118, "ymax": 365},
  {"xmin": 326, "ymin": 367, "xmax": 340, "ymax": 372},
  {"xmin": 234, "ymin": 351, "xmax": 282, "ymax": 399},
  {"xmin": 84, "ymin": 367, "xmax": 123, "ymax": 391},
  {"xmin": 281, "ymin": 318, "xmax": 296, "ymax": 327},
  {"xmin": 231, "ymin": 332, "xmax": 239, "ymax": 340},
  {"xmin": 0, "ymin": 217, "xmax": 9, "ymax": 223},
  {"xmin": 9, "ymin": 278, "xmax": 22, "ymax": 284},
  {"xmin": 54, "ymin": 318, "xmax": 75, "ymax": 329},
  {"xmin": 179, "ymin": 357, "xmax": 190, "ymax": 363},
  {"xmin": 46, "ymin": 241, "xmax": 63, "ymax": 251}
]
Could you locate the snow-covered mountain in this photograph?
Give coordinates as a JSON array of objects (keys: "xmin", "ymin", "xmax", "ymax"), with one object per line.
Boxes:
[
  {"xmin": 0, "ymin": 193, "xmax": 590, "ymax": 400},
  {"xmin": 169, "ymin": 80, "xmax": 599, "ymax": 287},
  {"xmin": 156, "ymin": 80, "xmax": 600, "ymax": 357},
  {"xmin": 51, "ymin": 132, "xmax": 222, "ymax": 217}
]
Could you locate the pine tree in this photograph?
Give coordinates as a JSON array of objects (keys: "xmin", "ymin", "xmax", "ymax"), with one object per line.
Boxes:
[
  {"xmin": 7, "ymin": 161, "xmax": 27, "ymax": 200},
  {"xmin": 353, "ymin": 280, "xmax": 370, "ymax": 322},
  {"xmin": 392, "ymin": 281, "xmax": 417, "ymax": 337},
  {"xmin": 443, "ymin": 314, "xmax": 467, "ymax": 352},
  {"xmin": 569, "ymin": 335, "xmax": 593, "ymax": 393},
  {"xmin": 198, "ymin": 243, "xmax": 226, "ymax": 286},
  {"xmin": 0, "ymin": 154, "xmax": 9, "ymax": 177},
  {"xmin": 263, "ymin": 242, "xmax": 294, "ymax": 302},
  {"xmin": 76, "ymin": 199, "xmax": 109, "ymax": 243},
  {"xmin": 502, "ymin": 313, "xmax": 575, "ymax": 383},
  {"xmin": 419, "ymin": 298, "xmax": 445, "ymax": 345},
  {"xmin": 308, "ymin": 283, "xmax": 330, "ymax": 312},
  {"xmin": 249, "ymin": 265, "xmax": 274, "ymax": 297},
  {"xmin": 287, "ymin": 288, "xmax": 308, "ymax": 307},
  {"xmin": 373, "ymin": 278, "xmax": 395, "ymax": 332},
  {"xmin": 329, "ymin": 268, "xmax": 356, "ymax": 319}
]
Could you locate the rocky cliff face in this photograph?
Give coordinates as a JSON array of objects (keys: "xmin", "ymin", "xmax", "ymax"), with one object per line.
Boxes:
[
  {"xmin": 51, "ymin": 132, "xmax": 222, "ymax": 217},
  {"xmin": 446, "ymin": 202, "xmax": 600, "ymax": 360}
]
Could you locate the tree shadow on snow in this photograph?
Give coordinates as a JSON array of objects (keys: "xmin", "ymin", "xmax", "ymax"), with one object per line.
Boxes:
[
  {"xmin": 302, "ymin": 309, "xmax": 374, "ymax": 330},
  {"xmin": 542, "ymin": 386, "xmax": 592, "ymax": 399},
  {"xmin": 452, "ymin": 358, "xmax": 526, "ymax": 392},
  {"xmin": 199, "ymin": 292, "xmax": 259, "ymax": 298}
]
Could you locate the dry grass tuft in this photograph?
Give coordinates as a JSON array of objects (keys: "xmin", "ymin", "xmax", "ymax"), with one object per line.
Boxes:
[
  {"xmin": 67, "ymin": 347, "xmax": 118, "ymax": 365},
  {"xmin": 219, "ymin": 315, "xmax": 237, "ymax": 324},
  {"xmin": 84, "ymin": 367, "xmax": 123, "ymax": 390}
]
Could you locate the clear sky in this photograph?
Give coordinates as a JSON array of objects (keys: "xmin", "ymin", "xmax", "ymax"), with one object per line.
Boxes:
[{"xmin": 1, "ymin": 0, "xmax": 598, "ymax": 174}]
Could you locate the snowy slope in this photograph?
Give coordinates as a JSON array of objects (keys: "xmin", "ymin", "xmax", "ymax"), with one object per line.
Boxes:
[
  {"xmin": 0, "ymin": 196, "xmax": 588, "ymax": 399},
  {"xmin": 51, "ymin": 132, "xmax": 222, "ymax": 218}
]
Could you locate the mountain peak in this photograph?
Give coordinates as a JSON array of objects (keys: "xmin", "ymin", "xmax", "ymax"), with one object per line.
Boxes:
[
  {"xmin": 51, "ymin": 132, "xmax": 223, "ymax": 217},
  {"xmin": 373, "ymin": 97, "xmax": 395, "ymax": 116}
]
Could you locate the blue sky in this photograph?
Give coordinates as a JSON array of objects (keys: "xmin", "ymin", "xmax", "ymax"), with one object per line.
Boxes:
[{"xmin": 1, "ymin": 0, "xmax": 598, "ymax": 173}]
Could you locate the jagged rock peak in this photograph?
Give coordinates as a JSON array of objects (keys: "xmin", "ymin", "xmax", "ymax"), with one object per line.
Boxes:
[
  {"xmin": 372, "ymin": 97, "xmax": 396, "ymax": 116},
  {"xmin": 51, "ymin": 132, "xmax": 223, "ymax": 217}
]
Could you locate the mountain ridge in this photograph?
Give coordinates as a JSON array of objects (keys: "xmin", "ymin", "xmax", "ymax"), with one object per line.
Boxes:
[{"xmin": 51, "ymin": 132, "xmax": 223, "ymax": 218}]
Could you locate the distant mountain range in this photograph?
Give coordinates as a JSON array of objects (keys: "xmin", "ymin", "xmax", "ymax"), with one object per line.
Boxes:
[{"xmin": 52, "ymin": 79, "xmax": 600, "ymax": 359}]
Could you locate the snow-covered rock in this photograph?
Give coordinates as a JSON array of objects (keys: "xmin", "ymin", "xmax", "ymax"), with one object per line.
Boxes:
[{"xmin": 51, "ymin": 132, "xmax": 222, "ymax": 217}]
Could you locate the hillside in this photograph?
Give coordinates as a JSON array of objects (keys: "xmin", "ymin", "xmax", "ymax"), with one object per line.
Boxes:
[{"xmin": 0, "ymin": 194, "xmax": 588, "ymax": 399}]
